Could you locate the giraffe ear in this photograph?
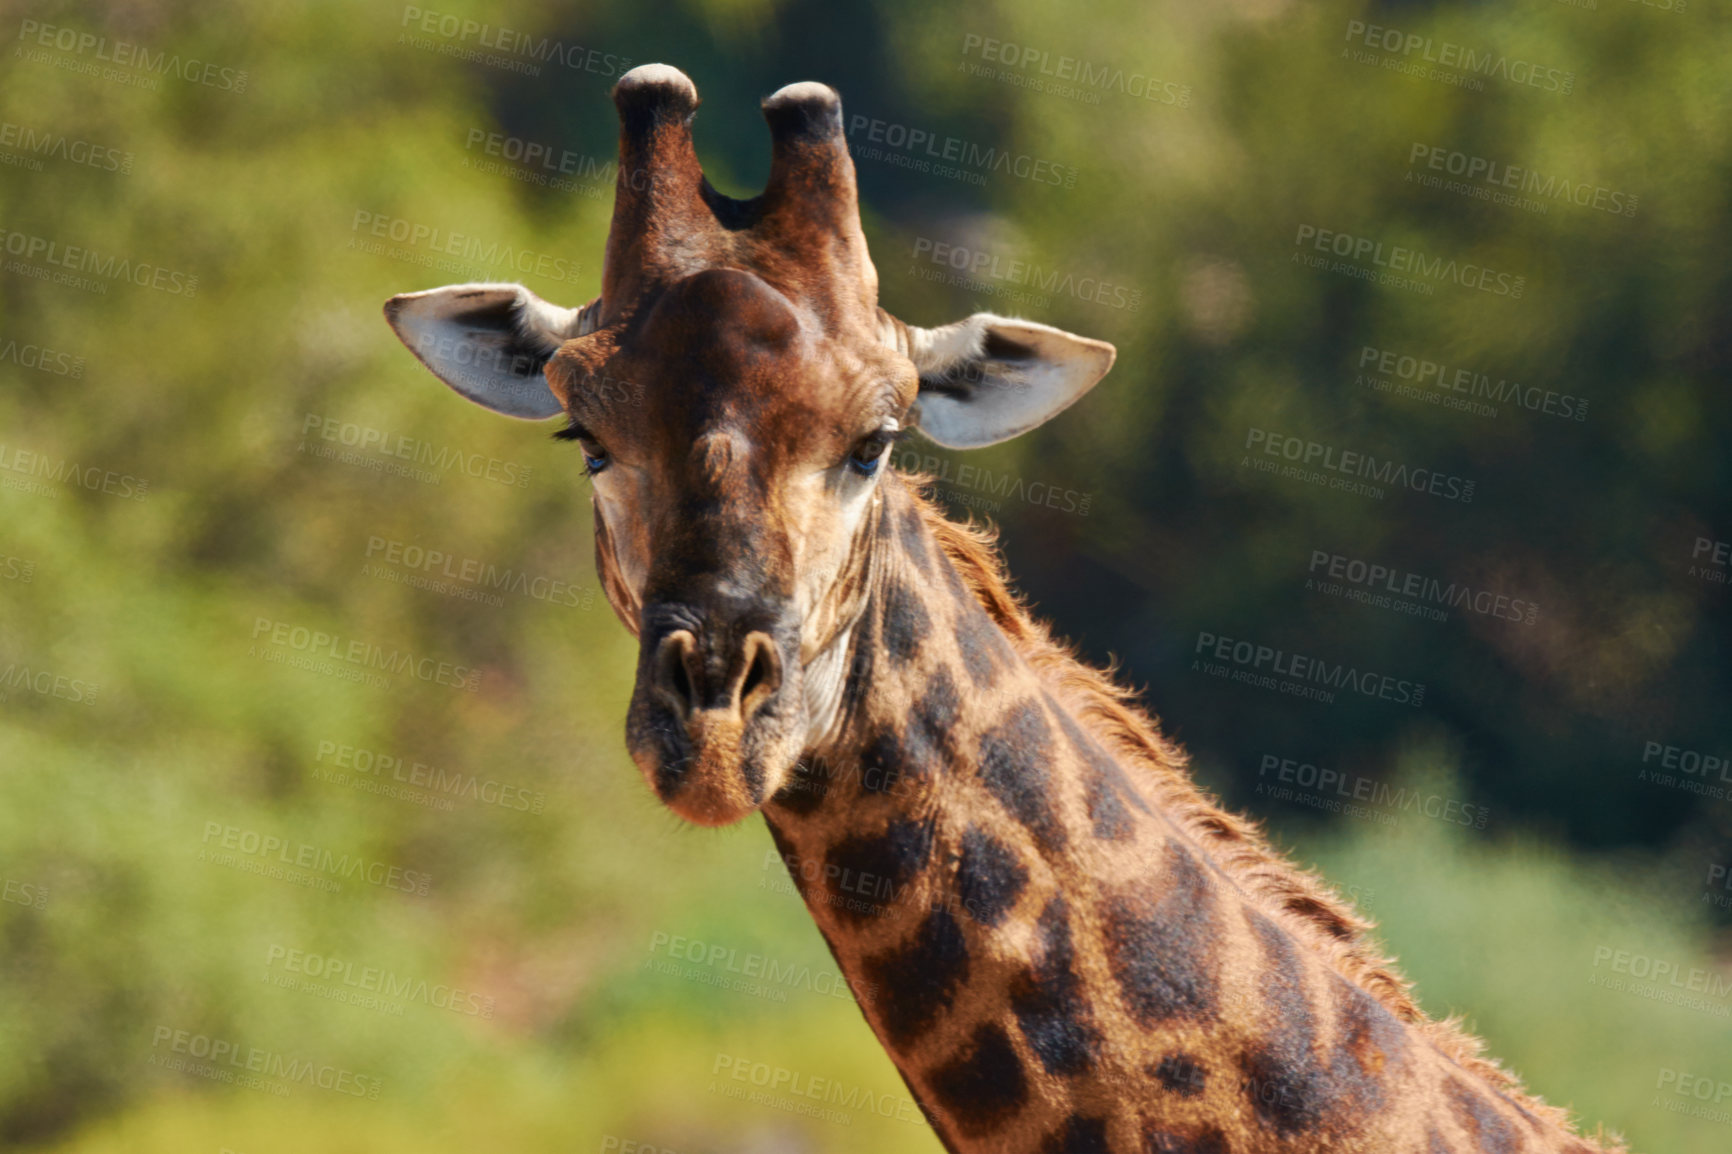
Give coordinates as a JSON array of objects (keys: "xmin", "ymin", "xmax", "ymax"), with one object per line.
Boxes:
[
  {"xmin": 901, "ymin": 313, "xmax": 1116, "ymax": 449},
  {"xmin": 383, "ymin": 283, "xmax": 594, "ymax": 420}
]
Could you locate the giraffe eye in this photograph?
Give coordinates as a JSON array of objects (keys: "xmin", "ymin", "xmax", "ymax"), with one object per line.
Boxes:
[
  {"xmin": 848, "ymin": 433, "xmax": 892, "ymax": 477},
  {"xmin": 578, "ymin": 438, "xmax": 610, "ymax": 475},
  {"xmin": 555, "ymin": 420, "xmax": 611, "ymax": 475}
]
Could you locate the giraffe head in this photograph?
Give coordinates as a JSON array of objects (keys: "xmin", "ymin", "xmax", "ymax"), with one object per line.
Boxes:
[{"xmin": 384, "ymin": 65, "xmax": 1115, "ymax": 827}]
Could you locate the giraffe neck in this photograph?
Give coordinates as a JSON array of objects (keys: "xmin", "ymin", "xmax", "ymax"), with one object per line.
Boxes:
[{"xmin": 762, "ymin": 478, "xmax": 1595, "ymax": 1154}]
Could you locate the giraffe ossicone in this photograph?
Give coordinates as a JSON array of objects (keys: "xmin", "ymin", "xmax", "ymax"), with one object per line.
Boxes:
[{"xmin": 385, "ymin": 62, "xmax": 1626, "ymax": 1154}]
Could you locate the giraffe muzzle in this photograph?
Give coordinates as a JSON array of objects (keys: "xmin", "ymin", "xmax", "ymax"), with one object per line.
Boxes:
[{"xmin": 625, "ymin": 604, "xmax": 805, "ymax": 826}]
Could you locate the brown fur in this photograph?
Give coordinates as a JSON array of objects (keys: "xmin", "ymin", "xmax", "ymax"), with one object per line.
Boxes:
[{"xmin": 907, "ymin": 478, "xmax": 1625, "ymax": 1152}]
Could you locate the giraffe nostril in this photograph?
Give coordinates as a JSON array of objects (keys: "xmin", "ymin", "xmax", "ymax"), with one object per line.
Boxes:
[
  {"xmin": 654, "ymin": 630, "xmax": 699, "ymax": 717},
  {"xmin": 738, "ymin": 631, "xmax": 782, "ymax": 722}
]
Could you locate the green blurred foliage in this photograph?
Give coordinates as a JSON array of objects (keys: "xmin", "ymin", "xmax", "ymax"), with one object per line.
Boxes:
[{"xmin": 0, "ymin": 0, "xmax": 1728, "ymax": 1151}]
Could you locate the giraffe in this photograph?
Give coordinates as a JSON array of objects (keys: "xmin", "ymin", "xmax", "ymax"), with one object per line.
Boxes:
[{"xmin": 384, "ymin": 64, "xmax": 1627, "ymax": 1154}]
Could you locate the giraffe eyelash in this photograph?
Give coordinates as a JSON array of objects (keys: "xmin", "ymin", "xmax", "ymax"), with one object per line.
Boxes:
[{"xmin": 553, "ymin": 420, "xmax": 610, "ymax": 475}]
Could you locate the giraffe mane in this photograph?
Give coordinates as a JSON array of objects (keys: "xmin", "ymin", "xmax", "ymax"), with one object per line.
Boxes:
[{"xmin": 903, "ymin": 477, "xmax": 1625, "ymax": 1153}]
